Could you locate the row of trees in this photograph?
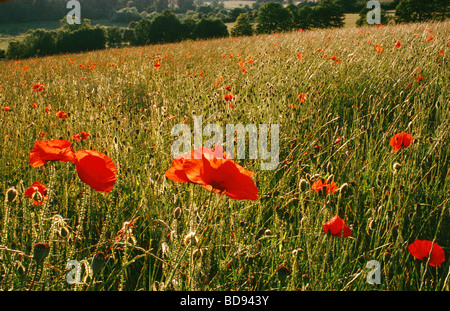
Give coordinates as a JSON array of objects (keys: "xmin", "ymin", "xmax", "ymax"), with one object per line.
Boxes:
[{"xmin": 2, "ymin": 0, "xmax": 449, "ymax": 59}]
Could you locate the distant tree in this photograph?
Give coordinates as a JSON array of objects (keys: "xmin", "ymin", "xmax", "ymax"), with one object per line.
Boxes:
[
  {"xmin": 111, "ymin": 6, "xmax": 143, "ymax": 23},
  {"xmin": 122, "ymin": 28, "xmax": 137, "ymax": 44},
  {"xmin": 295, "ymin": 6, "xmax": 315, "ymax": 30},
  {"xmin": 229, "ymin": 7, "xmax": 247, "ymax": 21},
  {"xmin": 155, "ymin": 0, "xmax": 169, "ymax": 13},
  {"xmin": 433, "ymin": 0, "xmax": 449, "ymax": 21},
  {"xmin": 193, "ymin": 18, "xmax": 229, "ymax": 40},
  {"xmin": 178, "ymin": 0, "xmax": 196, "ymax": 12},
  {"xmin": 313, "ymin": 0, "xmax": 345, "ymax": 28},
  {"xmin": 231, "ymin": 13, "xmax": 254, "ymax": 37},
  {"xmin": 6, "ymin": 41, "xmax": 26, "ymax": 60},
  {"xmin": 107, "ymin": 26, "xmax": 124, "ymax": 47},
  {"xmin": 395, "ymin": 0, "xmax": 438, "ymax": 23},
  {"xmin": 56, "ymin": 26, "xmax": 106, "ymax": 53},
  {"xmin": 148, "ymin": 9, "xmax": 184, "ymax": 44},
  {"xmin": 335, "ymin": 0, "xmax": 361, "ymax": 13},
  {"xmin": 22, "ymin": 29, "xmax": 58, "ymax": 57},
  {"xmin": 180, "ymin": 17, "xmax": 197, "ymax": 40},
  {"xmin": 256, "ymin": 2, "xmax": 293, "ymax": 34},
  {"xmin": 133, "ymin": 18, "xmax": 153, "ymax": 45}
]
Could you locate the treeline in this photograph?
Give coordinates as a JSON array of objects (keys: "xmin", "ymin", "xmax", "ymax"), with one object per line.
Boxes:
[{"xmin": 2, "ymin": 0, "xmax": 448, "ymax": 60}]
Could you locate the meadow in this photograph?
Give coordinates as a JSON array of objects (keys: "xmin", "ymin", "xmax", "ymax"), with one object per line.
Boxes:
[{"xmin": 0, "ymin": 20, "xmax": 449, "ymax": 291}]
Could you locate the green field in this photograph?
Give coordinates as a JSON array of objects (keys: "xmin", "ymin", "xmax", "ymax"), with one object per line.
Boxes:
[{"xmin": 0, "ymin": 20, "xmax": 448, "ymax": 291}]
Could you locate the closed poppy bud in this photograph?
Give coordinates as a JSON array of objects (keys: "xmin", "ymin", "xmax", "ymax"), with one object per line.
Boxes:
[
  {"xmin": 300, "ymin": 179, "xmax": 308, "ymax": 192},
  {"xmin": 91, "ymin": 252, "xmax": 106, "ymax": 275},
  {"xmin": 6, "ymin": 187, "xmax": 18, "ymax": 202},
  {"xmin": 275, "ymin": 265, "xmax": 290, "ymax": 282},
  {"xmin": 174, "ymin": 207, "xmax": 182, "ymax": 219},
  {"xmin": 33, "ymin": 243, "xmax": 50, "ymax": 265}
]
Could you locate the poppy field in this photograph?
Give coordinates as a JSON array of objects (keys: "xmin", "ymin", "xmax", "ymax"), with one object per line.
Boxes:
[{"xmin": 0, "ymin": 20, "xmax": 449, "ymax": 291}]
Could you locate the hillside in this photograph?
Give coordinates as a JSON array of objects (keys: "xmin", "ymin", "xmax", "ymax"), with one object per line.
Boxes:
[{"xmin": 0, "ymin": 20, "xmax": 449, "ymax": 292}]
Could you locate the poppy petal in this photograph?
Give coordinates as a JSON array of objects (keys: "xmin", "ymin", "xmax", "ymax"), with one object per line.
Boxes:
[
  {"xmin": 73, "ymin": 150, "xmax": 117, "ymax": 193},
  {"xmin": 408, "ymin": 240, "xmax": 445, "ymax": 267},
  {"xmin": 29, "ymin": 140, "xmax": 75, "ymax": 167}
]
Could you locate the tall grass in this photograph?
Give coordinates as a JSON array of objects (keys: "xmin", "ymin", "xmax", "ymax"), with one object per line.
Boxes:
[{"xmin": 0, "ymin": 20, "xmax": 448, "ymax": 291}]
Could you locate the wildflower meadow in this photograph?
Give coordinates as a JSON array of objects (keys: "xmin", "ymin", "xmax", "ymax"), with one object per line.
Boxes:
[{"xmin": 0, "ymin": 20, "xmax": 449, "ymax": 293}]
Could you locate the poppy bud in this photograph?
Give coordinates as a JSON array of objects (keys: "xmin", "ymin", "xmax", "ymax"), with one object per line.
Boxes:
[
  {"xmin": 174, "ymin": 207, "xmax": 182, "ymax": 219},
  {"xmin": 33, "ymin": 243, "xmax": 50, "ymax": 265},
  {"xmin": 6, "ymin": 187, "xmax": 18, "ymax": 202},
  {"xmin": 275, "ymin": 265, "xmax": 290, "ymax": 282},
  {"xmin": 299, "ymin": 179, "xmax": 308, "ymax": 192},
  {"xmin": 91, "ymin": 252, "xmax": 106, "ymax": 275}
]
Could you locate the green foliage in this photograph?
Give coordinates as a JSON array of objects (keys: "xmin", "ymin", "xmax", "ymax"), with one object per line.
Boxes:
[
  {"xmin": 193, "ymin": 18, "xmax": 229, "ymax": 40},
  {"xmin": 133, "ymin": 18, "xmax": 153, "ymax": 45},
  {"xmin": 312, "ymin": 0, "xmax": 345, "ymax": 29},
  {"xmin": 231, "ymin": 13, "xmax": 254, "ymax": 37},
  {"xmin": 148, "ymin": 10, "xmax": 184, "ymax": 44},
  {"xmin": 256, "ymin": 2, "xmax": 293, "ymax": 34},
  {"xmin": 395, "ymin": 0, "xmax": 449, "ymax": 23},
  {"xmin": 107, "ymin": 26, "xmax": 125, "ymax": 48},
  {"xmin": 111, "ymin": 7, "xmax": 143, "ymax": 23},
  {"xmin": 56, "ymin": 26, "xmax": 106, "ymax": 54}
]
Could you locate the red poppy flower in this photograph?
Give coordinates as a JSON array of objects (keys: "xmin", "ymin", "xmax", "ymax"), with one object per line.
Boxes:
[
  {"xmin": 311, "ymin": 179, "xmax": 339, "ymax": 195},
  {"xmin": 395, "ymin": 41, "xmax": 401, "ymax": 48},
  {"xmin": 29, "ymin": 140, "xmax": 75, "ymax": 167},
  {"xmin": 73, "ymin": 131, "xmax": 89, "ymax": 141},
  {"xmin": 4, "ymin": 106, "xmax": 11, "ymax": 112},
  {"xmin": 389, "ymin": 132, "xmax": 413, "ymax": 152},
  {"xmin": 426, "ymin": 36, "xmax": 434, "ymax": 41},
  {"xmin": 24, "ymin": 181, "xmax": 48, "ymax": 206},
  {"xmin": 32, "ymin": 84, "xmax": 45, "ymax": 92},
  {"xmin": 56, "ymin": 110, "xmax": 69, "ymax": 119},
  {"xmin": 323, "ymin": 215, "xmax": 352, "ymax": 237},
  {"xmin": 73, "ymin": 150, "xmax": 117, "ymax": 193},
  {"xmin": 298, "ymin": 93, "xmax": 307, "ymax": 103},
  {"xmin": 223, "ymin": 93, "xmax": 234, "ymax": 101},
  {"xmin": 155, "ymin": 59, "xmax": 161, "ymax": 69},
  {"xmin": 408, "ymin": 240, "xmax": 445, "ymax": 267},
  {"xmin": 165, "ymin": 145, "xmax": 258, "ymax": 201}
]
